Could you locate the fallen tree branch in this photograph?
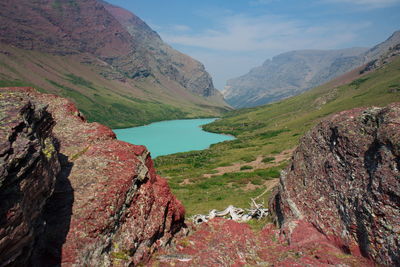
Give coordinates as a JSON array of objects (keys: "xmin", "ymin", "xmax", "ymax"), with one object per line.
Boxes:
[{"xmin": 191, "ymin": 199, "xmax": 269, "ymax": 224}]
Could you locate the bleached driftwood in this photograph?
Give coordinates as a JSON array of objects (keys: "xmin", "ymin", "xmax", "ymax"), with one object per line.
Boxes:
[{"xmin": 192, "ymin": 198, "xmax": 269, "ymax": 224}]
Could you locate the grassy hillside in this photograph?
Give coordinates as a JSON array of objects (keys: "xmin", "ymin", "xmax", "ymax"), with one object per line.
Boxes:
[
  {"xmin": 155, "ymin": 55, "xmax": 400, "ymax": 216},
  {"xmin": 0, "ymin": 44, "xmax": 229, "ymax": 128}
]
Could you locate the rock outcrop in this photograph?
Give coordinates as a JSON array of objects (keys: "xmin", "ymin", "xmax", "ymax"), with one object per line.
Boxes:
[
  {"xmin": 151, "ymin": 218, "xmax": 372, "ymax": 266},
  {"xmin": 0, "ymin": 91, "xmax": 60, "ymax": 266},
  {"xmin": 0, "ymin": 87, "xmax": 185, "ymax": 266},
  {"xmin": 271, "ymin": 103, "xmax": 400, "ymax": 266}
]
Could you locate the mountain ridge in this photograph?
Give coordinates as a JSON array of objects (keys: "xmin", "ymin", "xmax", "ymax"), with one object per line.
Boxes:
[
  {"xmin": 101, "ymin": 1, "xmax": 219, "ymax": 98},
  {"xmin": 224, "ymin": 30, "xmax": 400, "ymax": 108}
]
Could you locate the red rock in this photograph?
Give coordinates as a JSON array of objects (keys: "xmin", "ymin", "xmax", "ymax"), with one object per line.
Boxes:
[
  {"xmin": 0, "ymin": 91, "xmax": 60, "ymax": 266},
  {"xmin": 0, "ymin": 87, "xmax": 185, "ymax": 266},
  {"xmin": 271, "ymin": 103, "xmax": 400, "ymax": 266},
  {"xmin": 151, "ymin": 218, "xmax": 372, "ymax": 266}
]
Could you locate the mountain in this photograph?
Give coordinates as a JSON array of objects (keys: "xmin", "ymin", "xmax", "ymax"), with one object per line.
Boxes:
[
  {"xmin": 363, "ymin": 30, "xmax": 400, "ymax": 61},
  {"xmin": 224, "ymin": 30, "xmax": 400, "ymax": 108},
  {"xmin": 101, "ymin": 1, "xmax": 218, "ymax": 98},
  {"xmin": 0, "ymin": 0, "xmax": 230, "ymax": 128}
]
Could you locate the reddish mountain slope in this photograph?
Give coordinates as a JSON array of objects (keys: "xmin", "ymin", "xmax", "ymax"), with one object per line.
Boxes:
[{"xmin": 0, "ymin": 0, "xmax": 131, "ymax": 56}]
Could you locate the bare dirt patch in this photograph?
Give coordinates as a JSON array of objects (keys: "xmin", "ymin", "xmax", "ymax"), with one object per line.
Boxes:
[
  {"xmin": 180, "ymin": 178, "xmax": 192, "ymax": 185},
  {"xmin": 243, "ymin": 178, "xmax": 280, "ymax": 193},
  {"xmin": 203, "ymin": 149, "xmax": 294, "ymax": 178}
]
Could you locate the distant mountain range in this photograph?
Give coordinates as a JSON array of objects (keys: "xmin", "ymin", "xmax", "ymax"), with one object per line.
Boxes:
[
  {"xmin": 0, "ymin": 0, "xmax": 230, "ymax": 128},
  {"xmin": 223, "ymin": 30, "xmax": 400, "ymax": 108}
]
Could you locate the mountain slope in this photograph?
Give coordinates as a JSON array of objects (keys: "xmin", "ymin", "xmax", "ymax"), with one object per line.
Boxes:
[
  {"xmin": 102, "ymin": 1, "xmax": 221, "ymax": 99},
  {"xmin": 0, "ymin": 0, "xmax": 230, "ymax": 128},
  {"xmin": 224, "ymin": 30, "xmax": 400, "ymax": 108},
  {"xmin": 363, "ymin": 30, "xmax": 400, "ymax": 61}
]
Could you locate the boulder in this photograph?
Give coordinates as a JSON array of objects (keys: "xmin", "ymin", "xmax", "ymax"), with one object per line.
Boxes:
[
  {"xmin": 271, "ymin": 103, "xmax": 400, "ymax": 266},
  {"xmin": 0, "ymin": 91, "xmax": 60, "ymax": 266},
  {"xmin": 0, "ymin": 87, "xmax": 185, "ymax": 266}
]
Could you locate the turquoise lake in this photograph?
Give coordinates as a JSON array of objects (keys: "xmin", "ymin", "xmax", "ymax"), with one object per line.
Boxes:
[{"xmin": 113, "ymin": 118, "xmax": 235, "ymax": 158}]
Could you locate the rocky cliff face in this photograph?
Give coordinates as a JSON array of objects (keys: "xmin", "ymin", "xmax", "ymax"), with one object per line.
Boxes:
[
  {"xmin": 271, "ymin": 103, "xmax": 400, "ymax": 266},
  {"xmin": 101, "ymin": 1, "xmax": 218, "ymax": 98},
  {"xmin": 0, "ymin": 91, "xmax": 60, "ymax": 266},
  {"xmin": 0, "ymin": 87, "xmax": 185, "ymax": 266},
  {"xmin": 224, "ymin": 30, "xmax": 400, "ymax": 108},
  {"xmin": 363, "ymin": 30, "xmax": 400, "ymax": 62}
]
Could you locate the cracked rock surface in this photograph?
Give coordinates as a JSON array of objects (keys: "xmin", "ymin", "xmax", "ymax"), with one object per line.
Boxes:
[
  {"xmin": 0, "ymin": 90, "xmax": 60, "ymax": 266},
  {"xmin": 271, "ymin": 103, "xmax": 400, "ymax": 266},
  {"xmin": 0, "ymin": 87, "xmax": 185, "ymax": 266}
]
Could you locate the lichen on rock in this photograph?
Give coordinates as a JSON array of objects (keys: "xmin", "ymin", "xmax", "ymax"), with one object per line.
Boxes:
[
  {"xmin": 270, "ymin": 103, "xmax": 400, "ymax": 266},
  {"xmin": 0, "ymin": 91, "xmax": 60, "ymax": 266},
  {"xmin": 0, "ymin": 87, "xmax": 185, "ymax": 266}
]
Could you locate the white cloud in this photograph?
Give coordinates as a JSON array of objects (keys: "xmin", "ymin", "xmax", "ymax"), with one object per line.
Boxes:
[
  {"xmin": 171, "ymin": 24, "xmax": 191, "ymax": 32},
  {"xmin": 160, "ymin": 14, "xmax": 370, "ymax": 52},
  {"xmin": 324, "ymin": 0, "xmax": 400, "ymax": 8}
]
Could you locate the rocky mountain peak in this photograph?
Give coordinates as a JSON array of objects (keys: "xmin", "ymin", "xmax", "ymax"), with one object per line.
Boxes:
[
  {"xmin": 101, "ymin": 0, "xmax": 218, "ymax": 98},
  {"xmin": 363, "ymin": 30, "xmax": 400, "ymax": 62}
]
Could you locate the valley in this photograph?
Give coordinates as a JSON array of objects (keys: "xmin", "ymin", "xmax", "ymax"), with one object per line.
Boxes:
[
  {"xmin": 155, "ymin": 53, "xmax": 400, "ymax": 216},
  {"xmin": 0, "ymin": 0, "xmax": 399, "ymax": 266}
]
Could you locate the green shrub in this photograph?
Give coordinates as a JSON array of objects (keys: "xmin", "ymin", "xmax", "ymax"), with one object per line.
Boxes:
[
  {"xmin": 257, "ymin": 129, "xmax": 289, "ymax": 139},
  {"xmin": 350, "ymin": 77, "xmax": 370, "ymax": 89},
  {"xmin": 262, "ymin": 157, "xmax": 275, "ymax": 163},
  {"xmin": 240, "ymin": 155, "xmax": 256, "ymax": 162},
  {"xmin": 65, "ymin": 73, "xmax": 96, "ymax": 90},
  {"xmin": 240, "ymin": 165, "xmax": 253, "ymax": 170}
]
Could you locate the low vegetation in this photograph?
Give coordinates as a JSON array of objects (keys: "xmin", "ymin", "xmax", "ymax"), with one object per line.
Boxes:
[{"xmin": 165, "ymin": 165, "xmax": 284, "ymax": 216}]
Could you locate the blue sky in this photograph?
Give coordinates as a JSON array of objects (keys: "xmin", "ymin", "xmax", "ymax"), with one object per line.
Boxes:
[{"xmin": 106, "ymin": 0, "xmax": 400, "ymax": 90}]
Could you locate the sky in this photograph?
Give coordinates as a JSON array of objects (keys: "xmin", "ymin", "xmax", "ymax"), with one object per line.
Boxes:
[{"xmin": 106, "ymin": 0, "xmax": 400, "ymax": 90}]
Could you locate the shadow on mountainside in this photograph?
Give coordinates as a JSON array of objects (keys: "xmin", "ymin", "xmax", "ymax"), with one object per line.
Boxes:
[{"xmin": 31, "ymin": 153, "xmax": 74, "ymax": 267}]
